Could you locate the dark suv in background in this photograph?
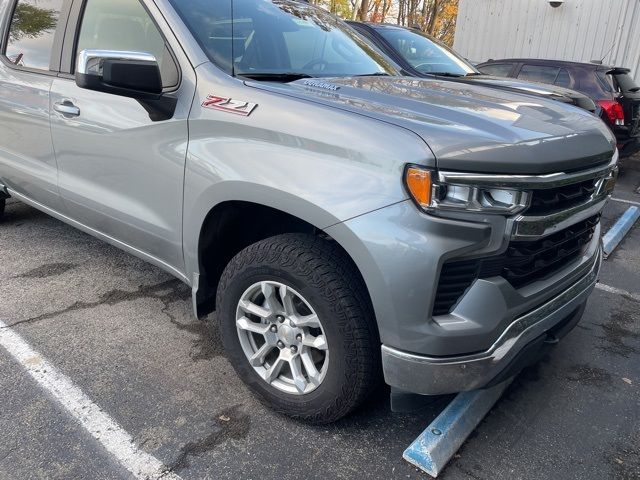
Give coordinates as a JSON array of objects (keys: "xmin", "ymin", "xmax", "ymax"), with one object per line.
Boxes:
[
  {"xmin": 347, "ymin": 22, "xmax": 597, "ymax": 113},
  {"xmin": 477, "ymin": 59, "xmax": 640, "ymax": 158}
]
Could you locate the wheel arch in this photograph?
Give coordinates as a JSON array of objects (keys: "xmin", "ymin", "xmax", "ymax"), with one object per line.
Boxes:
[{"xmin": 188, "ymin": 193, "xmax": 374, "ymax": 322}]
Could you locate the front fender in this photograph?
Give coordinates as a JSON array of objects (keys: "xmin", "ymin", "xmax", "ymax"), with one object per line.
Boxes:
[
  {"xmin": 182, "ymin": 64, "xmax": 435, "ymax": 281},
  {"xmin": 182, "ymin": 175, "xmax": 348, "ymax": 278}
]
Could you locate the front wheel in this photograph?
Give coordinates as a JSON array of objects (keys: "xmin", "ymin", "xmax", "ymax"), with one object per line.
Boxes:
[
  {"xmin": 216, "ymin": 233, "xmax": 380, "ymax": 424},
  {"xmin": 0, "ymin": 197, "xmax": 5, "ymax": 221}
]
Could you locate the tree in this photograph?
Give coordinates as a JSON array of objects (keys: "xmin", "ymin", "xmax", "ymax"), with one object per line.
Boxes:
[
  {"xmin": 370, "ymin": 0, "xmax": 393, "ymax": 23},
  {"xmin": 310, "ymin": 0, "xmax": 459, "ymax": 45},
  {"xmin": 329, "ymin": 0, "xmax": 353, "ymax": 18},
  {"xmin": 398, "ymin": 0, "xmax": 458, "ymax": 46},
  {"xmin": 433, "ymin": 1, "xmax": 458, "ymax": 45},
  {"xmin": 8, "ymin": 3, "xmax": 58, "ymax": 42}
]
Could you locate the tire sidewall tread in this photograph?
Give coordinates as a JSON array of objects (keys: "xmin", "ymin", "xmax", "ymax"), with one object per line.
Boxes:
[{"xmin": 215, "ymin": 233, "xmax": 379, "ymax": 424}]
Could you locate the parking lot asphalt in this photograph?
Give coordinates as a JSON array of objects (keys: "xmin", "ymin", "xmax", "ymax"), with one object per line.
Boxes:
[{"xmin": 1, "ymin": 159, "xmax": 639, "ymax": 480}]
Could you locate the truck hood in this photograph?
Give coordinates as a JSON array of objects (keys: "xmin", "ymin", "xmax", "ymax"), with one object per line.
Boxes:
[
  {"xmin": 248, "ymin": 76, "xmax": 615, "ymax": 174},
  {"xmin": 454, "ymin": 75, "xmax": 597, "ymax": 113}
]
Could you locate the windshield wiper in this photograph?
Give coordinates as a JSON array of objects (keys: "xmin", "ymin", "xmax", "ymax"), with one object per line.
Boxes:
[
  {"xmin": 353, "ymin": 72, "xmax": 392, "ymax": 77},
  {"xmin": 237, "ymin": 72, "xmax": 315, "ymax": 82},
  {"xmin": 429, "ymin": 72, "xmax": 464, "ymax": 77}
]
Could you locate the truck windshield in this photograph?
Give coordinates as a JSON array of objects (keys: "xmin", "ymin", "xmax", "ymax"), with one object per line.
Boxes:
[
  {"xmin": 169, "ymin": 0, "xmax": 397, "ymax": 80},
  {"xmin": 375, "ymin": 27, "xmax": 478, "ymax": 77}
]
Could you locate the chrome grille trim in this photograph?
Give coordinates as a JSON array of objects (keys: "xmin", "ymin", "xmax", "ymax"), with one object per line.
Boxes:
[{"xmin": 437, "ymin": 151, "xmax": 617, "ymax": 190}]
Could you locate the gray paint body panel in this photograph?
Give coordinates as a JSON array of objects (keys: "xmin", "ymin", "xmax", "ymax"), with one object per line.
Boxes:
[
  {"xmin": 49, "ymin": 69, "xmax": 196, "ymax": 272},
  {"xmin": 0, "ymin": 64, "xmax": 64, "ymax": 212}
]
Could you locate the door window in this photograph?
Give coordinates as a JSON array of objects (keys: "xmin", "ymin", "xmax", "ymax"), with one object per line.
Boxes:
[
  {"xmin": 517, "ymin": 64, "xmax": 560, "ymax": 84},
  {"xmin": 4, "ymin": 0, "xmax": 64, "ymax": 71},
  {"xmin": 75, "ymin": 0, "xmax": 178, "ymax": 87},
  {"xmin": 478, "ymin": 63, "xmax": 513, "ymax": 77}
]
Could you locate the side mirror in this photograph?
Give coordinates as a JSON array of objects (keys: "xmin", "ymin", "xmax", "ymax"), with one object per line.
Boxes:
[{"xmin": 76, "ymin": 49, "xmax": 163, "ymax": 99}]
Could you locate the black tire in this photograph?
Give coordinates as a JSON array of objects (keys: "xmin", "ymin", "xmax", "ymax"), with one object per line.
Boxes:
[
  {"xmin": 216, "ymin": 233, "xmax": 380, "ymax": 424},
  {"xmin": 0, "ymin": 197, "xmax": 5, "ymax": 221}
]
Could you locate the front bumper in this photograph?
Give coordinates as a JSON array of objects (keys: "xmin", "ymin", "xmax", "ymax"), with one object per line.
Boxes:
[{"xmin": 381, "ymin": 245, "xmax": 602, "ymax": 395}]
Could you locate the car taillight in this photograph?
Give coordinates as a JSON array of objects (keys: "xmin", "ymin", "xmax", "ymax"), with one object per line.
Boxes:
[{"xmin": 598, "ymin": 100, "xmax": 625, "ymax": 126}]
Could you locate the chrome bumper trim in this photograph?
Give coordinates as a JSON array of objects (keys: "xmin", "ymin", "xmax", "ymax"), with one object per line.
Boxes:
[{"xmin": 381, "ymin": 246, "xmax": 602, "ymax": 395}]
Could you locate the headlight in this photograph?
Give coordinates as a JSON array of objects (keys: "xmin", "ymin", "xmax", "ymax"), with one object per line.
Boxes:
[{"xmin": 404, "ymin": 165, "xmax": 529, "ymax": 214}]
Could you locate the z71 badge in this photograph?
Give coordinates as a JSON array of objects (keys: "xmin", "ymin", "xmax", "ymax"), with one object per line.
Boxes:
[{"xmin": 202, "ymin": 95, "xmax": 257, "ymax": 116}]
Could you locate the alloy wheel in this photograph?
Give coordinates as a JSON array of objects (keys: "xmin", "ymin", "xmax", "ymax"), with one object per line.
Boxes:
[{"xmin": 235, "ymin": 281, "xmax": 329, "ymax": 395}]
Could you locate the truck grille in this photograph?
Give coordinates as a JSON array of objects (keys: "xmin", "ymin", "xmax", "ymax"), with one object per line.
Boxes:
[
  {"xmin": 432, "ymin": 215, "xmax": 600, "ymax": 316},
  {"xmin": 527, "ymin": 179, "xmax": 597, "ymax": 215}
]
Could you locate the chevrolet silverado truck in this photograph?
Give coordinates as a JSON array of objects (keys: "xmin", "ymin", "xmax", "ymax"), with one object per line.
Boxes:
[{"xmin": 0, "ymin": 0, "xmax": 618, "ymax": 424}]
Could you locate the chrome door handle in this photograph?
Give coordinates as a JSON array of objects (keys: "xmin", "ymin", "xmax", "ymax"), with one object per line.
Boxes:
[{"xmin": 54, "ymin": 101, "xmax": 80, "ymax": 117}]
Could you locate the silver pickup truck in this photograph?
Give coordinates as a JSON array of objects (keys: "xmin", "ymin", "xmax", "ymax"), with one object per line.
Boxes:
[{"xmin": 0, "ymin": 0, "xmax": 618, "ymax": 423}]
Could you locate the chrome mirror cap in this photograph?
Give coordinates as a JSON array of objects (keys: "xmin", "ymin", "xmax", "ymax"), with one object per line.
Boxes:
[{"xmin": 77, "ymin": 49, "xmax": 158, "ymax": 76}]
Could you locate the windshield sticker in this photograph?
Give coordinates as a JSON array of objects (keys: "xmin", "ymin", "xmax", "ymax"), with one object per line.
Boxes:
[
  {"xmin": 302, "ymin": 80, "xmax": 340, "ymax": 91},
  {"xmin": 202, "ymin": 95, "xmax": 257, "ymax": 116}
]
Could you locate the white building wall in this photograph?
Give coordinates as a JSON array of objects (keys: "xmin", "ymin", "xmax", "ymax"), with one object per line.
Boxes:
[{"xmin": 454, "ymin": 0, "xmax": 640, "ymax": 81}]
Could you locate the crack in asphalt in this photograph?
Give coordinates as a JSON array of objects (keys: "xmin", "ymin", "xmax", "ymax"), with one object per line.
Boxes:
[
  {"xmin": 2, "ymin": 275, "xmax": 223, "ymax": 362},
  {"xmin": 157, "ymin": 288, "xmax": 224, "ymax": 361},
  {"xmin": 167, "ymin": 314, "xmax": 225, "ymax": 361},
  {"xmin": 1, "ymin": 279, "xmax": 190, "ymax": 330},
  {"xmin": 166, "ymin": 404, "xmax": 250, "ymax": 473}
]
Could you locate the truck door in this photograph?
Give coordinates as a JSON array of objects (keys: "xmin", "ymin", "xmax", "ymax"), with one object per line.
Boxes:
[
  {"xmin": 49, "ymin": 0, "xmax": 196, "ymax": 276},
  {"xmin": 0, "ymin": 0, "xmax": 68, "ymax": 212}
]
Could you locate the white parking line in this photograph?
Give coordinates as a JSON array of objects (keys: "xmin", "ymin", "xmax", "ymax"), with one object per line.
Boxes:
[
  {"xmin": 596, "ymin": 282, "xmax": 640, "ymax": 302},
  {"xmin": 611, "ymin": 197, "xmax": 640, "ymax": 207},
  {"xmin": 0, "ymin": 319, "xmax": 182, "ymax": 480}
]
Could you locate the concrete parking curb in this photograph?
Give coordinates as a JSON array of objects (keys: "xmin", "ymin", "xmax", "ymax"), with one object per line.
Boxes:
[{"xmin": 403, "ymin": 380, "xmax": 512, "ymax": 478}]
